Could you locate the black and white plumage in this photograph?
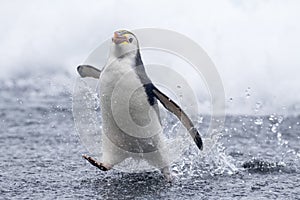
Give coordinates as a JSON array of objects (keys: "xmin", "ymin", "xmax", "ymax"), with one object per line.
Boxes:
[{"xmin": 78, "ymin": 30, "xmax": 203, "ymax": 181}]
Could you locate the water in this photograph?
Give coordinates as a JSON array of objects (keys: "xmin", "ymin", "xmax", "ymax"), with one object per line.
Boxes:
[{"xmin": 1, "ymin": 74, "xmax": 299, "ymax": 199}]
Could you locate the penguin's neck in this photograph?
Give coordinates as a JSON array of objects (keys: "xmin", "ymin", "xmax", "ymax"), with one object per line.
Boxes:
[
  {"xmin": 107, "ymin": 48, "xmax": 143, "ymax": 69},
  {"xmin": 107, "ymin": 53, "xmax": 136, "ymax": 67}
]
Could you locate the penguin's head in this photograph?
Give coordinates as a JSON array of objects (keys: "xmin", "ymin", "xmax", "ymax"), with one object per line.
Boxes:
[{"xmin": 110, "ymin": 30, "xmax": 139, "ymax": 58}]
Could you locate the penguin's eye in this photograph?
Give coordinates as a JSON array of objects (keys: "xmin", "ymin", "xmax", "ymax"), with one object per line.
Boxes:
[{"xmin": 129, "ymin": 38, "xmax": 133, "ymax": 43}]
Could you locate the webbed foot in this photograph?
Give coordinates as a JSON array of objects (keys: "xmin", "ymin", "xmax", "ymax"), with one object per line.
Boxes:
[{"xmin": 82, "ymin": 154, "xmax": 112, "ymax": 171}]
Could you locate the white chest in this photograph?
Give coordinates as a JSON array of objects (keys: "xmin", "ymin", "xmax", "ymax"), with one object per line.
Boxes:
[{"xmin": 99, "ymin": 57, "xmax": 161, "ymax": 138}]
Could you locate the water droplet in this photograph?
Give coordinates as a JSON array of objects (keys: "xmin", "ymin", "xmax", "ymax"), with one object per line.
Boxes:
[
  {"xmin": 278, "ymin": 116, "xmax": 283, "ymax": 124},
  {"xmin": 254, "ymin": 102, "xmax": 262, "ymax": 112},
  {"xmin": 177, "ymin": 85, "xmax": 181, "ymax": 89},
  {"xmin": 268, "ymin": 114, "xmax": 283, "ymax": 125},
  {"xmin": 17, "ymin": 99, "xmax": 23, "ymax": 104},
  {"xmin": 245, "ymin": 87, "xmax": 251, "ymax": 98},
  {"xmin": 271, "ymin": 125, "xmax": 277, "ymax": 133},
  {"xmin": 277, "ymin": 132, "xmax": 282, "ymax": 141},
  {"xmin": 254, "ymin": 118, "xmax": 263, "ymax": 125},
  {"xmin": 198, "ymin": 116, "xmax": 203, "ymax": 124}
]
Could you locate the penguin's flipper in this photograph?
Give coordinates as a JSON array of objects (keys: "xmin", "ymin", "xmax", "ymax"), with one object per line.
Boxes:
[
  {"xmin": 77, "ymin": 65, "xmax": 101, "ymax": 79},
  {"xmin": 152, "ymin": 87, "xmax": 203, "ymax": 150}
]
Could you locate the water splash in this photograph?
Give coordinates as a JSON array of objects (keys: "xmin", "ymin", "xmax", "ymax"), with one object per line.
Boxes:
[
  {"xmin": 170, "ymin": 122, "xmax": 238, "ymax": 179},
  {"xmin": 267, "ymin": 114, "xmax": 285, "ymax": 146},
  {"xmin": 254, "ymin": 118, "xmax": 263, "ymax": 125},
  {"xmin": 73, "ymin": 78, "xmax": 238, "ymax": 177}
]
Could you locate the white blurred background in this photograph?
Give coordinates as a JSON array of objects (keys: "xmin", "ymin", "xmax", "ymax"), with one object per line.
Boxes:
[{"xmin": 0, "ymin": 0, "xmax": 299, "ymax": 114}]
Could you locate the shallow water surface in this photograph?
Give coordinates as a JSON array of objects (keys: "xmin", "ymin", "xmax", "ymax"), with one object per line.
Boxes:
[{"xmin": 0, "ymin": 77, "xmax": 299, "ymax": 199}]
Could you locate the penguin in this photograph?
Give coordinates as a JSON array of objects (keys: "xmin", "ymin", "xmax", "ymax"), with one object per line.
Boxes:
[{"xmin": 77, "ymin": 30, "xmax": 203, "ymax": 182}]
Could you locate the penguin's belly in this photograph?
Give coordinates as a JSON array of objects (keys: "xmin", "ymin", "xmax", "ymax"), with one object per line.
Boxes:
[{"xmin": 99, "ymin": 63, "xmax": 162, "ymax": 153}]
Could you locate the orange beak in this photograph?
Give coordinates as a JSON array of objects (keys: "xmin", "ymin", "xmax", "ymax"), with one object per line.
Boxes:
[{"xmin": 112, "ymin": 31, "xmax": 128, "ymax": 44}]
